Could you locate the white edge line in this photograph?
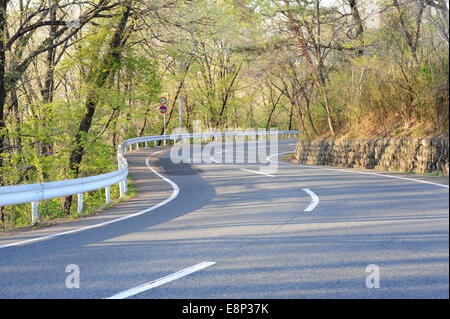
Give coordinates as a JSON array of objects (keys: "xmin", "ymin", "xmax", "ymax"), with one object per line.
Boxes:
[
  {"xmin": 209, "ymin": 150, "xmax": 221, "ymax": 163},
  {"xmin": 302, "ymin": 188, "xmax": 319, "ymax": 212},
  {"xmin": 240, "ymin": 168, "xmax": 275, "ymax": 177},
  {"xmin": 106, "ymin": 261, "xmax": 216, "ymax": 299},
  {"xmin": 0, "ymin": 150, "xmax": 179, "ymax": 249},
  {"xmin": 267, "ymin": 152, "xmax": 449, "ymax": 189},
  {"xmin": 211, "ymin": 149, "xmax": 277, "ymax": 176}
]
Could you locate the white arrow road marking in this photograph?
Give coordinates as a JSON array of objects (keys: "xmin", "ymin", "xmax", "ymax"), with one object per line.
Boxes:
[
  {"xmin": 106, "ymin": 261, "xmax": 216, "ymax": 299},
  {"xmin": 302, "ymin": 188, "xmax": 319, "ymax": 212}
]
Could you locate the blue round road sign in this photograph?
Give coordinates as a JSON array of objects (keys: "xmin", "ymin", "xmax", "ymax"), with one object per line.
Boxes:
[{"xmin": 159, "ymin": 105, "xmax": 167, "ymax": 113}]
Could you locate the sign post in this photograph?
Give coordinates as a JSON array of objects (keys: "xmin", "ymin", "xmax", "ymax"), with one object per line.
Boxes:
[
  {"xmin": 159, "ymin": 100, "xmax": 168, "ymax": 146},
  {"xmin": 163, "ymin": 112, "xmax": 166, "ymax": 146}
]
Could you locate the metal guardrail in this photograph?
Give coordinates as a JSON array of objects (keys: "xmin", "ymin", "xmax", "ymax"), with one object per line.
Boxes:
[
  {"xmin": 0, "ymin": 130, "xmax": 300, "ymax": 225},
  {"xmin": 118, "ymin": 130, "xmax": 300, "ymax": 155},
  {"xmin": 0, "ymin": 157, "xmax": 129, "ymax": 224}
]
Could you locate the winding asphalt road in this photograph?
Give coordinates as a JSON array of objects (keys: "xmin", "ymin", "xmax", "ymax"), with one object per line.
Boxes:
[{"xmin": 0, "ymin": 139, "xmax": 448, "ymax": 299}]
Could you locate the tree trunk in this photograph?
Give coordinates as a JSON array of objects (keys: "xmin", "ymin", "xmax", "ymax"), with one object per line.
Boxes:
[
  {"xmin": 62, "ymin": 1, "xmax": 132, "ymax": 214},
  {"xmin": 266, "ymin": 85, "xmax": 284, "ymax": 130},
  {"xmin": 288, "ymin": 102, "xmax": 294, "ymax": 131},
  {"xmin": 41, "ymin": 2, "xmax": 57, "ymax": 157},
  {"xmin": 0, "ymin": 0, "xmax": 8, "ymax": 227},
  {"xmin": 283, "ymin": 0, "xmax": 335, "ymax": 135},
  {"xmin": 0, "ymin": 0, "xmax": 8, "ymax": 187},
  {"xmin": 348, "ymin": 0, "xmax": 364, "ymax": 56},
  {"xmin": 215, "ymin": 63, "xmax": 242, "ymax": 128}
]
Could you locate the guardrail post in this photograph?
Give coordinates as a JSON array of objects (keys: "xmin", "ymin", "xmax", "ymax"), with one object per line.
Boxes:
[
  {"xmin": 105, "ymin": 186, "xmax": 111, "ymax": 204},
  {"xmin": 145, "ymin": 141, "xmax": 148, "ymax": 148},
  {"xmin": 77, "ymin": 193, "xmax": 83, "ymax": 214},
  {"xmin": 31, "ymin": 202, "xmax": 39, "ymax": 225},
  {"xmin": 123, "ymin": 179, "xmax": 128, "ymax": 194},
  {"xmin": 119, "ymin": 181, "xmax": 124, "ymax": 198},
  {"xmin": 136, "ymin": 143, "xmax": 139, "ymax": 150}
]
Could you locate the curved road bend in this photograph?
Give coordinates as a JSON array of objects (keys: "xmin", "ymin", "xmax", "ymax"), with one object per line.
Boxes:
[{"xmin": 0, "ymin": 139, "xmax": 448, "ymax": 298}]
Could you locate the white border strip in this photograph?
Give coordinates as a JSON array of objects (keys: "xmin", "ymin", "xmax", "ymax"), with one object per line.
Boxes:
[
  {"xmin": 240, "ymin": 168, "xmax": 275, "ymax": 177},
  {"xmin": 106, "ymin": 261, "xmax": 216, "ymax": 299},
  {"xmin": 268, "ymin": 152, "xmax": 449, "ymax": 189},
  {"xmin": 0, "ymin": 151, "xmax": 179, "ymax": 249}
]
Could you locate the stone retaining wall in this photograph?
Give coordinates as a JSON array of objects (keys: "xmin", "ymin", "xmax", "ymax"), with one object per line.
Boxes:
[{"xmin": 294, "ymin": 137, "xmax": 449, "ymax": 176}]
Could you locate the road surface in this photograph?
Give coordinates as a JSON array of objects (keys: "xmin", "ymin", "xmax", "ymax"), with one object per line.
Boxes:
[{"xmin": 0, "ymin": 139, "xmax": 448, "ymax": 299}]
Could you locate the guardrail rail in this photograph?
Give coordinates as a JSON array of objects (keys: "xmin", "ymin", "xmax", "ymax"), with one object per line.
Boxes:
[{"xmin": 0, "ymin": 130, "xmax": 300, "ymax": 225}]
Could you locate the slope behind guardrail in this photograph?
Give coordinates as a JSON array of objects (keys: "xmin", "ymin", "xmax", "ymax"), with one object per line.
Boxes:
[{"xmin": 0, "ymin": 130, "xmax": 299, "ymax": 225}]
